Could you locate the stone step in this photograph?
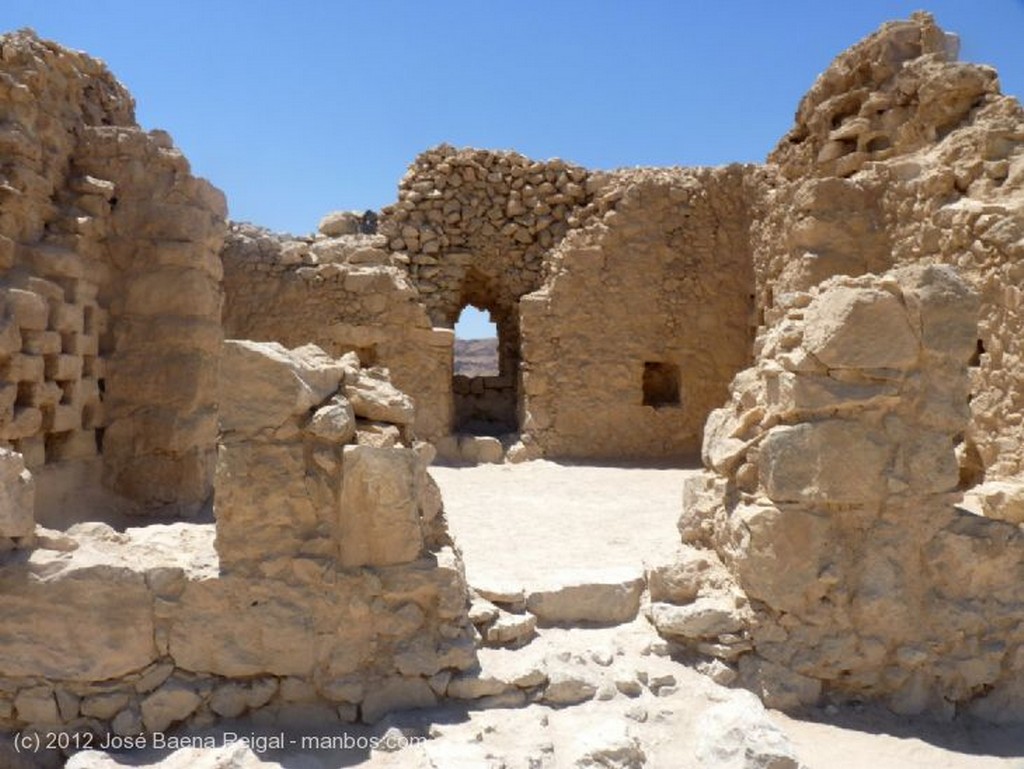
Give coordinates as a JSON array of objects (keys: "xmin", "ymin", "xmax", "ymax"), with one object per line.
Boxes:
[{"xmin": 472, "ymin": 566, "xmax": 645, "ymax": 628}]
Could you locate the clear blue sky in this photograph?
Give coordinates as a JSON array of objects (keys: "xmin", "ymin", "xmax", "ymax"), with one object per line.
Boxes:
[{"xmin": 3, "ymin": 1, "xmax": 1023, "ymax": 339}]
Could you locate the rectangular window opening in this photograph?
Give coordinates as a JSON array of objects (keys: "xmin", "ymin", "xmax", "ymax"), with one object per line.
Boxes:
[{"xmin": 643, "ymin": 361, "xmax": 681, "ymax": 408}]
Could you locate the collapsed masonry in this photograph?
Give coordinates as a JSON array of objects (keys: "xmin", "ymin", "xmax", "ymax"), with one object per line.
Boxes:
[
  {"xmin": 646, "ymin": 13, "xmax": 1024, "ymax": 721},
  {"xmin": 223, "ymin": 154, "xmax": 755, "ymax": 462},
  {"xmin": 660, "ymin": 265, "xmax": 1024, "ymax": 720},
  {"xmin": 0, "ymin": 340, "xmax": 475, "ymax": 736},
  {"xmin": 0, "ymin": 31, "xmax": 475, "ymax": 738},
  {"xmin": 0, "ymin": 29, "xmax": 224, "ymax": 523},
  {"xmin": 0, "ymin": 9, "xmax": 1022, "ymax": 736}
]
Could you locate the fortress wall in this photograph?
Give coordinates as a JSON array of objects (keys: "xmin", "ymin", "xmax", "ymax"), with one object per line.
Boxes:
[
  {"xmin": 0, "ymin": 31, "xmax": 226, "ymax": 521},
  {"xmin": 519, "ymin": 165, "xmax": 758, "ymax": 459}
]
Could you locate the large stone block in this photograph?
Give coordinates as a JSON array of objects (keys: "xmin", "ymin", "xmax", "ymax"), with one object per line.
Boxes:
[
  {"xmin": 803, "ymin": 286, "xmax": 919, "ymax": 369},
  {"xmin": 214, "ymin": 442, "xmax": 328, "ymax": 571},
  {"xmin": 0, "ymin": 564, "xmax": 156, "ymax": 680},
  {"xmin": 897, "ymin": 264, "xmax": 979, "ymax": 360},
  {"xmin": 219, "ymin": 340, "xmax": 344, "ymax": 436},
  {"xmin": 731, "ymin": 503, "xmax": 833, "ymax": 614},
  {"xmin": 344, "ymin": 368, "xmax": 415, "ymax": 426},
  {"xmin": 6, "ymin": 288, "xmax": 49, "ymax": 331},
  {"xmin": 338, "ymin": 446, "xmax": 423, "ymax": 568},
  {"xmin": 759, "ymin": 420, "xmax": 890, "ymax": 504},
  {"xmin": 168, "ymin": 574, "xmax": 373, "ymax": 678},
  {"xmin": 524, "ymin": 568, "xmax": 644, "ymax": 626}
]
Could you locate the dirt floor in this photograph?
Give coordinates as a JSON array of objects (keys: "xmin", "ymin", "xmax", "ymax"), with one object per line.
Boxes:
[{"xmin": 433, "ymin": 460, "xmax": 695, "ymax": 594}]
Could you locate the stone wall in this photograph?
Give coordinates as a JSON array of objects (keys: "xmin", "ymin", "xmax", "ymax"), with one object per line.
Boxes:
[
  {"xmin": 662, "ymin": 266, "xmax": 1024, "ymax": 720},
  {"xmin": 377, "ymin": 147, "xmax": 600, "ymax": 447},
  {"xmin": 378, "ymin": 145, "xmax": 593, "ymax": 329},
  {"xmin": 753, "ymin": 12, "xmax": 1024, "ymax": 479},
  {"xmin": 452, "ymin": 374, "xmax": 516, "ymax": 435},
  {"xmin": 221, "ymin": 224, "xmax": 453, "ymax": 442},
  {"xmin": 0, "ymin": 342, "xmax": 474, "ymax": 737},
  {"xmin": 519, "ymin": 166, "xmax": 757, "ymax": 459},
  {"xmin": 0, "ymin": 30, "xmax": 226, "ymax": 519},
  {"xmin": 224, "ymin": 154, "xmax": 760, "ymax": 462}
]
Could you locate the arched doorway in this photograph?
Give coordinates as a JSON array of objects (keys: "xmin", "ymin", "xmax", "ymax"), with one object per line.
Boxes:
[
  {"xmin": 451, "ymin": 302, "xmax": 518, "ymax": 436},
  {"xmin": 443, "ymin": 265, "xmax": 522, "ymax": 439}
]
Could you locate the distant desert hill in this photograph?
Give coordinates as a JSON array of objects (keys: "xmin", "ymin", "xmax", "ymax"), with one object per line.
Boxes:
[{"xmin": 454, "ymin": 338, "xmax": 498, "ymax": 376}]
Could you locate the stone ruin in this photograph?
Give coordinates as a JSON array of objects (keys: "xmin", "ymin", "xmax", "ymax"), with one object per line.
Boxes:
[{"xmin": 0, "ymin": 9, "xmax": 1022, "ymax": 747}]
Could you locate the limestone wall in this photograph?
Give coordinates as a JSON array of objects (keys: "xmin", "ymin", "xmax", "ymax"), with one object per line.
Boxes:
[
  {"xmin": 0, "ymin": 342, "xmax": 474, "ymax": 737},
  {"xmin": 0, "ymin": 30, "xmax": 226, "ymax": 519},
  {"xmin": 663, "ymin": 266, "xmax": 1024, "ymax": 720},
  {"xmin": 376, "ymin": 147, "xmax": 600, "ymax": 448},
  {"xmin": 452, "ymin": 374, "xmax": 516, "ymax": 434},
  {"xmin": 224, "ymin": 155, "xmax": 761, "ymax": 463},
  {"xmin": 221, "ymin": 224, "xmax": 453, "ymax": 442},
  {"xmin": 754, "ymin": 12, "xmax": 1024, "ymax": 479},
  {"xmin": 519, "ymin": 166, "xmax": 757, "ymax": 459},
  {"xmin": 378, "ymin": 145, "xmax": 593, "ymax": 329}
]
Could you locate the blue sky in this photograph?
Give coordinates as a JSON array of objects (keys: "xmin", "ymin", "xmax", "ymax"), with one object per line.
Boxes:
[{"xmin": 3, "ymin": 1, "xmax": 1023, "ymax": 339}]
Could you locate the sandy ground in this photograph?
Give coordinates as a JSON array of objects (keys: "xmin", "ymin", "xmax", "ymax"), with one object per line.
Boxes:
[
  {"xmin": 55, "ymin": 460, "xmax": 1024, "ymax": 768},
  {"xmin": 433, "ymin": 460, "xmax": 696, "ymax": 594}
]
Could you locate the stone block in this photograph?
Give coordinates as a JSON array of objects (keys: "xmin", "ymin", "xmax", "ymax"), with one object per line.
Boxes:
[
  {"xmin": 525, "ymin": 568, "xmax": 644, "ymax": 625},
  {"xmin": 80, "ymin": 692, "xmax": 129, "ymax": 721},
  {"xmin": 170, "ymin": 572, "xmax": 380, "ymax": 683},
  {"xmin": 731, "ymin": 503, "xmax": 831, "ymax": 615},
  {"xmin": 306, "ymin": 396, "xmax": 356, "ymax": 444},
  {"xmin": 474, "ymin": 436, "xmax": 504, "ymax": 464},
  {"xmin": 0, "ymin": 407, "xmax": 42, "ymax": 440},
  {"xmin": 648, "ymin": 598, "xmax": 744, "ymax": 640},
  {"xmin": 219, "ymin": 340, "xmax": 344, "ymax": 437},
  {"xmin": 214, "ymin": 442, "xmax": 324, "ymax": 571},
  {"xmin": 140, "ymin": 681, "xmax": 202, "ymax": 733},
  {"xmin": 759, "ymin": 420, "xmax": 890, "ymax": 504},
  {"xmin": 344, "ymin": 368, "xmax": 415, "ymax": 425},
  {"xmin": 0, "ymin": 564, "xmax": 156, "ymax": 680},
  {"xmin": 14, "ymin": 686, "xmax": 58, "ymax": 724},
  {"xmin": 21, "ymin": 330, "xmax": 61, "ymax": 355},
  {"xmin": 897, "ymin": 264, "xmax": 979, "ymax": 360},
  {"xmin": 51, "ymin": 303, "xmax": 84, "ymax": 334},
  {"xmin": 8, "ymin": 354, "xmax": 44, "ymax": 382},
  {"xmin": 803, "ymin": 286, "xmax": 919, "ymax": 369},
  {"xmin": 338, "ymin": 445, "xmax": 423, "ymax": 568},
  {"xmin": 44, "ymin": 353, "xmax": 82, "ymax": 381},
  {"xmin": 0, "ymin": 448, "xmax": 34, "ymax": 537},
  {"xmin": 46, "ymin": 404, "xmax": 82, "ymax": 433},
  {"xmin": 319, "ymin": 210, "xmax": 361, "ymax": 237},
  {"xmin": 6, "ymin": 289, "xmax": 49, "ymax": 331}
]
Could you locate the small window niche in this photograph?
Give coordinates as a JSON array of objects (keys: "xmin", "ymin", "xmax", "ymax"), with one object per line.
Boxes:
[{"xmin": 643, "ymin": 361, "xmax": 681, "ymax": 408}]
